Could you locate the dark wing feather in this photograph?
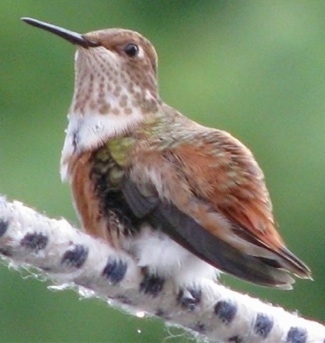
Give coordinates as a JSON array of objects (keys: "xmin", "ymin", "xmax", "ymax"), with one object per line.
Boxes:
[
  {"xmin": 122, "ymin": 177, "xmax": 158, "ymax": 217},
  {"xmin": 122, "ymin": 177, "xmax": 294, "ymax": 288}
]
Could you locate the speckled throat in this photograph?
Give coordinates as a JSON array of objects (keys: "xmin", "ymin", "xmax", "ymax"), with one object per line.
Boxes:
[{"xmin": 60, "ymin": 45, "xmax": 161, "ymax": 180}]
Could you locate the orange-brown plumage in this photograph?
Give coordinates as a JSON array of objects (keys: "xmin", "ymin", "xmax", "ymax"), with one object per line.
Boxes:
[
  {"xmin": 69, "ymin": 152, "xmax": 100, "ymax": 238},
  {"xmin": 171, "ymin": 139, "xmax": 284, "ymax": 250}
]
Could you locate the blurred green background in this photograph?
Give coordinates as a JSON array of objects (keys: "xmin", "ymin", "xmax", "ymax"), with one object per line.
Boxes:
[{"xmin": 1, "ymin": 0, "xmax": 324, "ymax": 342}]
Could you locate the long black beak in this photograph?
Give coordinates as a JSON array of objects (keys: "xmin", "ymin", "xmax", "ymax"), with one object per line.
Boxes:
[{"xmin": 21, "ymin": 17, "xmax": 100, "ymax": 48}]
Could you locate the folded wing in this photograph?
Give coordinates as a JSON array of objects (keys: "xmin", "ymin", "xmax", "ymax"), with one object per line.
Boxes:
[{"xmin": 122, "ymin": 128, "xmax": 311, "ymax": 288}]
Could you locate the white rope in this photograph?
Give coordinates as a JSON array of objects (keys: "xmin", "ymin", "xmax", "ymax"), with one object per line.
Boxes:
[{"xmin": 0, "ymin": 196, "xmax": 324, "ymax": 343}]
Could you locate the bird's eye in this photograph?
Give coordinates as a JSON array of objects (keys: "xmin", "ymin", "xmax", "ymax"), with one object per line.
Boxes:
[{"xmin": 124, "ymin": 43, "xmax": 139, "ymax": 57}]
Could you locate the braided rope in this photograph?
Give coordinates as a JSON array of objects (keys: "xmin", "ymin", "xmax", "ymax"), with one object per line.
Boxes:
[{"xmin": 0, "ymin": 196, "xmax": 324, "ymax": 342}]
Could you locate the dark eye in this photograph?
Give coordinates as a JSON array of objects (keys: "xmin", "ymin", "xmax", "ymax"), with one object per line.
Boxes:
[{"xmin": 124, "ymin": 43, "xmax": 139, "ymax": 57}]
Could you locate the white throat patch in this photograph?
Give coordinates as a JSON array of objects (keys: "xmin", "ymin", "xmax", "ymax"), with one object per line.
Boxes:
[{"xmin": 60, "ymin": 109, "xmax": 143, "ymax": 182}]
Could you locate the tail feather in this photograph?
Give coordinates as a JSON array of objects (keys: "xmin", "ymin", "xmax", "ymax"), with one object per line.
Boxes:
[
  {"xmin": 276, "ymin": 247, "xmax": 312, "ymax": 280},
  {"xmin": 231, "ymin": 224, "xmax": 312, "ymax": 281}
]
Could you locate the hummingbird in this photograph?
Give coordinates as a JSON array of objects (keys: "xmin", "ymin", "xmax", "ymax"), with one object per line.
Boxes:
[{"xmin": 22, "ymin": 17, "xmax": 311, "ymax": 290}]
